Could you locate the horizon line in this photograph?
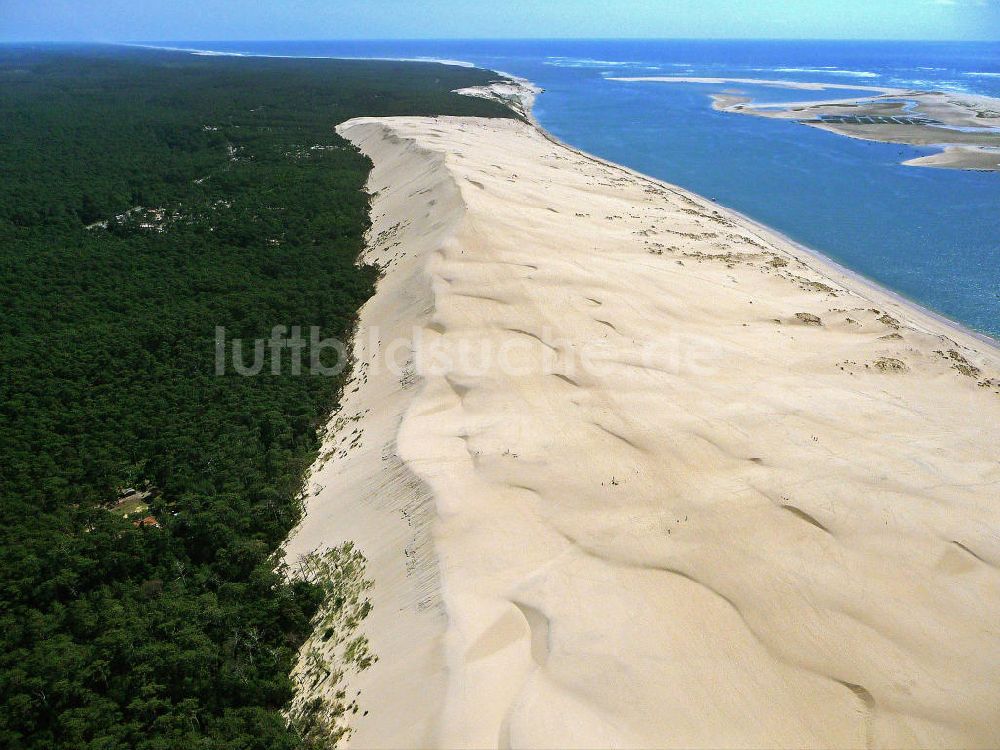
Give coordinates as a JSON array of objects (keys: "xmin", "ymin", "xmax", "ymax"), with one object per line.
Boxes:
[{"xmin": 3, "ymin": 36, "xmax": 1000, "ymax": 45}]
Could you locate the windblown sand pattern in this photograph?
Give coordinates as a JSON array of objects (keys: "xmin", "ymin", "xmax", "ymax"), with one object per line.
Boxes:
[{"xmin": 286, "ymin": 114, "xmax": 1000, "ymax": 749}]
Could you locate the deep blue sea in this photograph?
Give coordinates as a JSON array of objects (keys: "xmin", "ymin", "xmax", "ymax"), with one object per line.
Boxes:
[{"xmin": 148, "ymin": 40, "xmax": 1000, "ymax": 337}]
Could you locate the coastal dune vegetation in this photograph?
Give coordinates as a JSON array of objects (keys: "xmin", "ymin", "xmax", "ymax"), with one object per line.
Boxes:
[{"xmin": 0, "ymin": 46, "xmax": 512, "ymax": 749}]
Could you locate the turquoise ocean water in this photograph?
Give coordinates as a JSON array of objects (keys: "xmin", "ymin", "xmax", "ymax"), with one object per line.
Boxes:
[{"xmin": 147, "ymin": 40, "xmax": 1000, "ymax": 337}]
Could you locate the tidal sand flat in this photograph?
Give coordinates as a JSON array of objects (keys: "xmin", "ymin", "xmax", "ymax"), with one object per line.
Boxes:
[
  {"xmin": 610, "ymin": 76, "xmax": 1000, "ymax": 170},
  {"xmin": 286, "ymin": 112, "xmax": 1000, "ymax": 747}
]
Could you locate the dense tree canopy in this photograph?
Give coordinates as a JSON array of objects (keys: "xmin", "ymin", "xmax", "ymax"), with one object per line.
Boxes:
[{"xmin": 0, "ymin": 45, "xmax": 512, "ymax": 748}]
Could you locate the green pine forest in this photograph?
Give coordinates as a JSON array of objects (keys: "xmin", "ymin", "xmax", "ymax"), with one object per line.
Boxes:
[{"xmin": 0, "ymin": 45, "xmax": 513, "ymax": 748}]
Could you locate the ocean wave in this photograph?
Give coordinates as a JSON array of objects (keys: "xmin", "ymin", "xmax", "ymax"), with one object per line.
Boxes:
[
  {"xmin": 891, "ymin": 78, "xmax": 974, "ymax": 94},
  {"xmin": 120, "ymin": 44, "xmax": 473, "ymax": 67},
  {"xmin": 964, "ymin": 71, "xmax": 1000, "ymax": 78},
  {"xmin": 393, "ymin": 57, "xmax": 475, "ymax": 67},
  {"xmin": 125, "ymin": 44, "xmax": 248, "ymax": 56},
  {"xmin": 771, "ymin": 67, "xmax": 879, "ymax": 78},
  {"xmin": 600, "ymin": 67, "xmax": 682, "ymax": 77},
  {"xmin": 544, "ymin": 57, "xmax": 645, "ymax": 68}
]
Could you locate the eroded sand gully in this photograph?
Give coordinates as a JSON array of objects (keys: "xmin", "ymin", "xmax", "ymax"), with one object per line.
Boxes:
[{"xmin": 288, "ymin": 114, "xmax": 1000, "ymax": 749}]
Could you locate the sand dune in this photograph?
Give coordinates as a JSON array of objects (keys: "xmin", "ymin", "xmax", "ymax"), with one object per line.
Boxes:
[{"xmin": 285, "ymin": 113, "xmax": 1000, "ymax": 748}]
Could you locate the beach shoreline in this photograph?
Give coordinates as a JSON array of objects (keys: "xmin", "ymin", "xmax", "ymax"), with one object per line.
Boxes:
[{"xmin": 512, "ymin": 75, "xmax": 997, "ymax": 351}]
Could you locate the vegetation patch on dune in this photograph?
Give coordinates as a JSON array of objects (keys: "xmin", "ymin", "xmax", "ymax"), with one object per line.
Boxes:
[{"xmin": 287, "ymin": 543, "xmax": 376, "ymax": 748}]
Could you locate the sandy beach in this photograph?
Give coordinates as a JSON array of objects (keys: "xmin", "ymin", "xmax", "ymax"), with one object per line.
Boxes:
[{"xmin": 284, "ymin": 98, "xmax": 1000, "ymax": 748}]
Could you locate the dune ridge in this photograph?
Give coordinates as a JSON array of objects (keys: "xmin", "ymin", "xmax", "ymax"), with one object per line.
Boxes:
[
  {"xmin": 283, "ymin": 132, "xmax": 464, "ymax": 747},
  {"xmin": 286, "ymin": 112, "xmax": 1000, "ymax": 748}
]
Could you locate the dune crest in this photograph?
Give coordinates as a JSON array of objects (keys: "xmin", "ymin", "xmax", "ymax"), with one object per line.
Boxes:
[{"xmin": 288, "ymin": 114, "xmax": 1000, "ymax": 748}]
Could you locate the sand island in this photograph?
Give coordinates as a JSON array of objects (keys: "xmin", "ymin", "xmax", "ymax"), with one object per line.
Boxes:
[{"xmin": 609, "ymin": 76, "xmax": 1000, "ymax": 170}]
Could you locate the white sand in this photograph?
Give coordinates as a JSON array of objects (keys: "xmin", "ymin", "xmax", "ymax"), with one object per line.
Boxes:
[
  {"xmin": 903, "ymin": 145, "xmax": 1000, "ymax": 170},
  {"xmin": 453, "ymin": 76, "xmax": 541, "ymax": 119},
  {"xmin": 285, "ymin": 113, "xmax": 1000, "ymax": 748}
]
